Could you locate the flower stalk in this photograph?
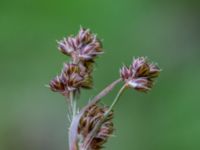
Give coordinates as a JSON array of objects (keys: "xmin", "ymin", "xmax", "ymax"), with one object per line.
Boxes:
[{"xmin": 105, "ymin": 84, "xmax": 127, "ymax": 116}]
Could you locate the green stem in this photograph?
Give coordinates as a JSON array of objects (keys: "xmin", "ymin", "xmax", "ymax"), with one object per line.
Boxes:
[{"xmin": 105, "ymin": 84, "xmax": 127, "ymax": 116}]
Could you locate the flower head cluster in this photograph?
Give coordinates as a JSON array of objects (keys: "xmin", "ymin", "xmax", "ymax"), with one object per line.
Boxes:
[
  {"xmin": 49, "ymin": 63, "xmax": 93, "ymax": 96},
  {"xmin": 49, "ymin": 27, "xmax": 161, "ymax": 150},
  {"xmin": 120, "ymin": 57, "xmax": 161, "ymax": 92},
  {"xmin": 78, "ymin": 104, "xmax": 114, "ymax": 150},
  {"xmin": 58, "ymin": 27, "xmax": 103, "ymax": 62},
  {"xmin": 49, "ymin": 27, "xmax": 103, "ymax": 97}
]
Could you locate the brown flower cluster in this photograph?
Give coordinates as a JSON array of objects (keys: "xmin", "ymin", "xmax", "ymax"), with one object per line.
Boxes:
[
  {"xmin": 120, "ymin": 57, "xmax": 161, "ymax": 92},
  {"xmin": 49, "ymin": 63, "xmax": 93, "ymax": 96},
  {"xmin": 49, "ymin": 27, "xmax": 161, "ymax": 150},
  {"xmin": 49, "ymin": 27, "xmax": 103, "ymax": 97},
  {"xmin": 58, "ymin": 27, "xmax": 103, "ymax": 62},
  {"xmin": 78, "ymin": 104, "xmax": 114, "ymax": 150}
]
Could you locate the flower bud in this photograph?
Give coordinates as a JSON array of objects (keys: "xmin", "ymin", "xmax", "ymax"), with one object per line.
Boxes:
[
  {"xmin": 57, "ymin": 37, "xmax": 77, "ymax": 56},
  {"xmin": 120, "ymin": 65, "xmax": 133, "ymax": 80},
  {"xmin": 49, "ymin": 76, "xmax": 65, "ymax": 93},
  {"xmin": 131, "ymin": 57, "xmax": 150, "ymax": 77},
  {"xmin": 149, "ymin": 63, "xmax": 160, "ymax": 78},
  {"xmin": 127, "ymin": 78, "xmax": 152, "ymax": 92}
]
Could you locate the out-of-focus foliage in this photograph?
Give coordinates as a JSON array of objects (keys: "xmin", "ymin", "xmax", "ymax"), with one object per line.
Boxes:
[{"xmin": 0, "ymin": 0, "xmax": 200, "ymax": 150}]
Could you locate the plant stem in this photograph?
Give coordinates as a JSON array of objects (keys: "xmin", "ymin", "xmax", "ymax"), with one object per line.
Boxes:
[
  {"xmin": 65, "ymin": 92, "xmax": 75, "ymax": 121},
  {"xmin": 105, "ymin": 84, "xmax": 127, "ymax": 116}
]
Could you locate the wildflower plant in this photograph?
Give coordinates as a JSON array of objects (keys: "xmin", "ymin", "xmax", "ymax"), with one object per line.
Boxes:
[{"xmin": 49, "ymin": 27, "xmax": 161, "ymax": 150}]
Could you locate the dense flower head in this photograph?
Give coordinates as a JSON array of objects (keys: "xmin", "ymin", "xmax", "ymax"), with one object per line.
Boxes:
[
  {"xmin": 49, "ymin": 62, "xmax": 93, "ymax": 96},
  {"xmin": 120, "ymin": 57, "xmax": 161, "ymax": 92},
  {"xmin": 58, "ymin": 27, "xmax": 103, "ymax": 63},
  {"xmin": 78, "ymin": 104, "xmax": 114, "ymax": 150}
]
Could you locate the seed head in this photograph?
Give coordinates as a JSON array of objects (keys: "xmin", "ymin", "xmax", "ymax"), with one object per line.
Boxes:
[
  {"xmin": 120, "ymin": 57, "xmax": 161, "ymax": 92},
  {"xmin": 78, "ymin": 104, "xmax": 114, "ymax": 150},
  {"xmin": 58, "ymin": 27, "xmax": 103, "ymax": 63},
  {"xmin": 49, "ymin": 62, "xmax": 93, "ymax": 97}
]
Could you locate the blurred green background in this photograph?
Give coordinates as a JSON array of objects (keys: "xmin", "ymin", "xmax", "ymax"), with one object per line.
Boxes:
[{"xmin": 0, "ymin": 0, "xmax": 200, "ymax": 150}]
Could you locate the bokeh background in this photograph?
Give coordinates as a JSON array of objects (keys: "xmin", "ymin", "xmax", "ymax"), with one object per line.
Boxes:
[{"xmin": 0, "ymin": 0, "xmax": 200, "ymax": 150}]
